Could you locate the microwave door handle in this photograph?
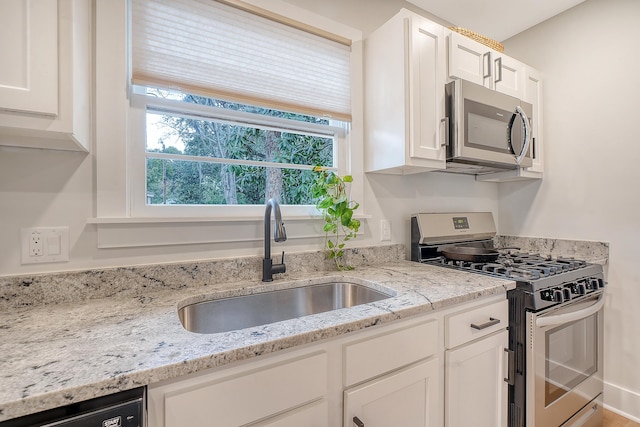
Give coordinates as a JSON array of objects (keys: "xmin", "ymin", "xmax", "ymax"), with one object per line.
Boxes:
[
  {"xmin": 510, "ymin": 105, "xmax": 532, "ymax": 164},
  {"xmin": 536, "ymin": 295, "xmax": 605, "ymax": 328}
]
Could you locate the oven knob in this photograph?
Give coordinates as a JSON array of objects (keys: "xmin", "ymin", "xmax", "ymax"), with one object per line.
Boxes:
[
  {"xmin": 562, "ymin": 287, "xmax": 572, "ymax": 301},
  {"xmin": 576, "ymin": 282, "xmax": 587, "ymax": 295},
  {"xmin": 587, "ymin": 278, "xmax": 599, "ymax": 291},
  {"xmin": 569, "ymin": 282, "xmax": 585, "ymax": 295},
  {"xmin": 541, "ymin": 290, "xmax": 554, "ymax": 301},
  {"xmin": 553, "ymin": 289, "xmax": 565, "ymax": 303},
  {"xmin": 597, "ymin": 278, "xmax": 605, "ymax": 288}
]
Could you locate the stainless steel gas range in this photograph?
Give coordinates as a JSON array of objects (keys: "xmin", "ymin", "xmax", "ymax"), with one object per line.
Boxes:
[{"xmin": 411, "ymin": 212, "xmax": 605, "ymax": 427}]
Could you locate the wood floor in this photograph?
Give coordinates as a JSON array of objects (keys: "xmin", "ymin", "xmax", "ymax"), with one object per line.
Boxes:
[{"xmin": 604, "ymin": 409, "xmax": 640, "ymax": 427}]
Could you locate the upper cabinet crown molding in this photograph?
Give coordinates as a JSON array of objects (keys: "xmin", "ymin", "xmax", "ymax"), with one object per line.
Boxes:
[{"xmin": 0, "ymin": 0, "xmax": 91, "ymax": 152}]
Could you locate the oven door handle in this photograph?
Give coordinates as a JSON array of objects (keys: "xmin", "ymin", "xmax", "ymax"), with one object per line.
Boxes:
[{"xmin": 536, "ymin": 295, "xmax": 605, "ymax": 328}]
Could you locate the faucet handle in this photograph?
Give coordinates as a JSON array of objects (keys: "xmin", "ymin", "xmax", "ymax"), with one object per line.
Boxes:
[{"xmin": 272, "ymin": 252, "xmax": 286, "ymax": 275}]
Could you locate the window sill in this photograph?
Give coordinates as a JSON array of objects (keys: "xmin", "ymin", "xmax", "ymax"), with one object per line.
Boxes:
[
  {"xmin": 86, "ymin": 215, "xmax": 347, "ymax": 224},
  {"xmin": 87, "ymin": 215, "xmax": 371, "ymax": 248}
]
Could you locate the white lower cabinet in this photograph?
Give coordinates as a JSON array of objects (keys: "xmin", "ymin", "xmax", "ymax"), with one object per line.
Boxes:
[
  {"xmin": 148, "ymin": 294, "xmax": 508, "ymax": 427},
  {"xmin": 446, "ymin": 330, "xmax": 508, "ymax": 427},
  {"xmin": 148, "ymin": 351, "xmax": 328, "ymax": 427},
  {"xmin": 343, "ymin": 319, "xmax": 440, "ymax": 427},
  {"xmin": 344, "ymin": 358, "xmax": 440, "ymax": 427},
  {"xmin": 252, "ymin": 400, "xmax": 328, "ymax": 427},
  {"xmin": 445, "ymin": 299, "xmax": 509, "ymax": 427}
]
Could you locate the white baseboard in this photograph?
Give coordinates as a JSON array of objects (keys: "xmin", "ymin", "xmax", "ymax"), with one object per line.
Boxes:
[{"xmin": 604, "ymin": 381, "xmax": 640, "ymax": 422}]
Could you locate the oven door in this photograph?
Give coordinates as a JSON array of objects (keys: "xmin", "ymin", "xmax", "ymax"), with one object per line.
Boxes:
[{"xmin": 526, "ymin": 293, "xmax": 604, "ymax": 427}]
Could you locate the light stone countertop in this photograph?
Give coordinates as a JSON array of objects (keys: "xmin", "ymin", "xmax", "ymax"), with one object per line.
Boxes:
[
  {"xmin": 495, "ymin": 236, "xmax": 610, "ymax": 266},
  {"xmin": 0, "ymin": 260, "xmax": 515, "ymax": 422}
]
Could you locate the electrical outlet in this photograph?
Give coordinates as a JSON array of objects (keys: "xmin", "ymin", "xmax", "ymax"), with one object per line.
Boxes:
[
  {"xmin": 380, "ymin": 219, "xmax": 391, "ymax": 241},
  {"xmin": 21, "ymin": 227, "xmax": 70, "ymax": 264},
  {"xmin": 29, "ymin": 233, "xmax": 43, "ymax": 256}
]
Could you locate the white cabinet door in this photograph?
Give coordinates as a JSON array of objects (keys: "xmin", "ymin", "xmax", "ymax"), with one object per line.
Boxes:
[
  {"xmin": 523, "ymin": 66, "xmax": 544, "ymax": 174},
  {"xmin": 448, "ymin": 31, "xmax": 488, "ymax": 86},
  {"xmin": 494, "ymin": 54, "xmax": 525, "ymax": 99},
  {"xmin": 149, "ymin": 352, "xmax": 327, "ymax": 427},
  {"xmin": 344, "ymin": 358, "xmax": 440, "ymax": 427},
  {"xmin": 0, "ymin": 0, "xmax": 58, "ymax": 116},
  {"xmin": 252, "ymin": 400, "xmax": 328, "ymax": 427},
  {"xmin": 407, "ymin": 15, "xmax": 447, "ymax": 164},
  {"xmin": 0, "ymin": 0, "xmax": 90, "ymax": 151},
  {"xmin": 445, "ymin": 330, "xmax": 508, "ymax": 427},
  {"xmin": 448, "ymin": 31, "xmax": 525, "ymax": 99},
  {"xmin": 364, "ymin": 9, "xmax": 446, "ymax": 174}
]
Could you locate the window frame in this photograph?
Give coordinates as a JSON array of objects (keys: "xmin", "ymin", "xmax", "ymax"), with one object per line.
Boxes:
[{"xmin": 129, "ymin": 88, "xmax": 350, "ymax": 218}]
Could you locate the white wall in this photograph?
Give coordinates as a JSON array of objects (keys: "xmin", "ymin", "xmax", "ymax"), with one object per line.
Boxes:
[
  {"xmin": 501, "ymin": 0, "xmax": 640, "ymax": 419},
  {"xmin": 0, "ymin": 0, "xmax": 499, "ymax": 277}
]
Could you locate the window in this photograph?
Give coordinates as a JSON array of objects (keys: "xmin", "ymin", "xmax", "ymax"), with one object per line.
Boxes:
[
  {"xmin": 94, "ymin": 1, "xmax": 362, "ymax": 248},
  {"xmin": 131, "ymin": 88, "xmax": 348, "ymax": 215},
  {"xmin": 128, "ymin": 0, "xmax": 354, "ymax": 217}
]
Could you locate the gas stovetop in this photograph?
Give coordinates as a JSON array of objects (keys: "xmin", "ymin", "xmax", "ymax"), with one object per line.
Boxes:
[
  {"xmin": 422, "ymin": 250, "xmax": 589, "ymax": 282},
  {"xmin": 410, "ymin": 212, "xmax": 605, "ymax": 310},
  {"xmin": 421, "ymin": 251, "xmax": 604, "ymax": 311}
]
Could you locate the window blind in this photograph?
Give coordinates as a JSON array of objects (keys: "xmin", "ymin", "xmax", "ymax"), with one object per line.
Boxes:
[{"xmin": 131, "ymin": 0, "xmax": 352, "ymax": 120}]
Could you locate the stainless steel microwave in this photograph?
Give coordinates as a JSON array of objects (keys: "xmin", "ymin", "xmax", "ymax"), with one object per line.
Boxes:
[{"xmin": 444, "ymin": 79, "xmax": 533, "ymax": 174}]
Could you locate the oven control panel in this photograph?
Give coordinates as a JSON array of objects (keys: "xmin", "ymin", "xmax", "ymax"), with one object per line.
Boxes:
[{"xmin": 534, "ymin": 276, "xmax": 604, "ymax": 309}]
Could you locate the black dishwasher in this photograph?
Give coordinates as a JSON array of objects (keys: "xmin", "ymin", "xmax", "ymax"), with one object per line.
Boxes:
[{"xmin": 0, "ymin": 387, "xmax": 145, "ymax": 427}]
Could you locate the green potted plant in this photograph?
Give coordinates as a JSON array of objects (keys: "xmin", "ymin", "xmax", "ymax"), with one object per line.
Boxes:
[{"xmin": 311, "ymin": 166, "xmax": 361, "ymax": 270}]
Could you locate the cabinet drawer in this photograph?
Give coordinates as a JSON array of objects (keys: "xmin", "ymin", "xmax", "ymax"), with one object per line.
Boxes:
[
  {"xmin": 344, "ymin": 319, "xmax": 438, "ymax": 387},
  {"xmin": 163, "ymin": 352, "xmax": 327, "ymax": 427},
  {"xmin": 446, "ymin": 299, "xmax": 508, "ymax": 349},
  {"xmin": 255, "ymin": 399, "xmax": 328, "ymax": 427}
]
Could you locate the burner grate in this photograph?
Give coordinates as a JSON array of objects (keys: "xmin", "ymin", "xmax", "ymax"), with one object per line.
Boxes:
[{"xmin": 422, "ymin": 252, "xmax": 589, "ymax": 282}]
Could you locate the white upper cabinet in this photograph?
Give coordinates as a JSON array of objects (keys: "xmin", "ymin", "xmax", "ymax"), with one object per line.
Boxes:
[
  {"xmin": 0, "ymin": 0, "xmax": 91, "ymax": 151},
  {"xmin": 448, "ymin": 31, "xmax": 525, "ymax": 99},
  {"xmin": 0, "ymin": 0, "xmax": 58, "ymax": 116},
  {"xmin": 364, "ymin": 9, "xmax": 447, "ymax": 174}
]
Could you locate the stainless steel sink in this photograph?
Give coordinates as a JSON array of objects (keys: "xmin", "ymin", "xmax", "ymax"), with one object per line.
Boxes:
[{"xmin": 178, "ymin": 282, "xmax": 393, "ymax": 334}]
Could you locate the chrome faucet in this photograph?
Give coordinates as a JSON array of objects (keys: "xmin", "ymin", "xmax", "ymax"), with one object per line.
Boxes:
[{"xmin": 263, "ymin": 198, "xmax": 287, "ymax": 282}]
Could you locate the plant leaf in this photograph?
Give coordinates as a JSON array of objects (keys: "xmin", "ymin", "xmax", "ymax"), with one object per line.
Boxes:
[
  {"xmin": 318, "ymin": 197, "xmax": 333, "ymax": 209},
  {"xmin": 341, "ymin": 209, "xmax": 353, "ymax": 226}
]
